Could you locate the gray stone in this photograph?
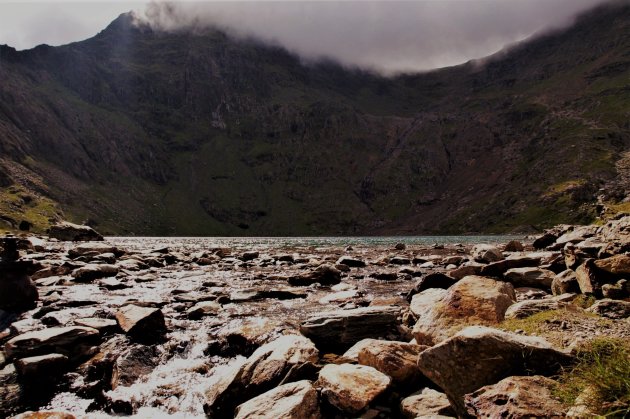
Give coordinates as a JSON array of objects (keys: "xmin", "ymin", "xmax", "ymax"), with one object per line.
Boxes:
[
  {"xmin": 300, "ymin": 306, "xmax": 401, "ymax": 351},
  {"xmin": 115, "ymin": 305, "xmax": 166, "ymax": 343},
  {"xmin": 479, "ymin": 256, "xmax": 541, "ymax": 277},
  {"xmin": 504, "ymin": 299, "xmax": 564, "ymax": 319},
  {"xmin": 551, "ymin": 270, "xmax": 580, "ymax": 296},
  {"xmin": 400, "ymin": 388, "xmax": 455, "ymax": 418},
  {"xmin": 14, "ymin": 353, "xmax": 68, "ymax": 378},
  {"xmin": 356, "ymin": 339, "xmax": 425, "ymax": 385},
  {"xmin": 503, "ymin": 267, "xmax": 555, "ymax": 289},
  {"xmin": 317, "ymin": 364, "xmax": 391, "ymax": 414},
  {"xmin": 234, "ymin": 380, "xmax": 321, "ymax": 419},
  {"xmin": 71, "ymin": 264, "xmax": 118, "ymax": 282},
  {"xmin": 586, "ymin": 299, "xmax": 630, "ymax": 319},
  {"xmin": 412, "ymin": 276, "xmax": 515, "ymax": 346},
  {"xmin": 417, "ymin": 326, "xmax": 572, "ymax": 416},
  {"xmin": 336, "ymin": 256, "xmax": 366, "ymax": 268},
  {"xmin": 464, "ymin": 375, "xmax": 565, "ymax": 418},
  {"xmin": 471, "ymin": 245, "xmax": 504, "ymax": 263},
  {"xmin": 4, "ymin": 326, "xmax": 100, "ymax": 360},
  {"xmin": 49, "ymin": 222, "xmax": 103, "ymax": 242}
]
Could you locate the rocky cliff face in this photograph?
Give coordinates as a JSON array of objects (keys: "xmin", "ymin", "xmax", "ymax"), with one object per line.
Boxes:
[{"xmin": 0, "ymin": 3, "xmax": 629, "ymax": 235}]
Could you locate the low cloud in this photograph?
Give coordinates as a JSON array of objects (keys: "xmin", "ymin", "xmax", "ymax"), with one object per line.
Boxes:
[{"xmin": 137, "ymin": 0, "xmax": 613, "ymax": 75}]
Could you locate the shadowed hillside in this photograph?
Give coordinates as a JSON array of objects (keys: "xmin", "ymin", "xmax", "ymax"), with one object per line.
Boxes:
[{"xmin": 0, "ymin": 2, "xmax": 629, "ymax": 235}]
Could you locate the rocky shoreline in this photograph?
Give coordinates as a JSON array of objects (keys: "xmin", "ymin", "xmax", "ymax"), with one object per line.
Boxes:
[{"xmin": 1, "ymin": 218, "xmax": 629, "ymax": 418}]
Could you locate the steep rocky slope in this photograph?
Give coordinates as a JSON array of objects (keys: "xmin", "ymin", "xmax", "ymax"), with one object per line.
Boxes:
[{"xmin": 0, "ymin": 2, "xmax": 629, "ymax": 235}]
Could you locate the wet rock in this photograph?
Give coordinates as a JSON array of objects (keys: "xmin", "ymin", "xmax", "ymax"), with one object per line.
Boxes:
[
  {"xmin": 318, "ymin": 289, "xmax": 361, "ymax": 305},
  {"xmin": 230, "ymin": 287, "xmax": 307, "ymax": 302},
  {"xmin": 187, "ymin": 301, "xmax": 221, "ymax": 319},
  {"xmin": 111, "ymin": 344, "xmax": 160, "ymax": 389},
  {"xmin": 503, "ymin": 240, "xmax": 524, "ymax": 252},
  {"xmin": 400, "ymin": 388, "xmax": 455, "ymax": 418},
  {"xmin": 73, "ymin": 318, "xmax": 118, "ymax": 334},
  {"xmin": 99, "ymin": 277, "xmax": 128, "ymax": 290},
  {"xmin": 394, "ymin": 243, "xmax": 406, "ymax": 250},
  {"xmin": 533, "ymin": 232, "xmax": 558, "ymax": 249},
  {"xmin": 448, "ymin": 263, "xmax": 483, "ymax": 280},
  {"xmin": 370, "ymin": 272, "xmax": 399, "ymax": 281},
  {"xmin": 390, "ymin": 256, "xmax": 411, "ymax": 265},
  {"xmin": 407, "ymin": 273, "xmax": 457, "ymax": 300},
  {"xmin": 288, "ymin": 264, "xmax": 341, "ymax": 286},
  {"xmin": 12, "ymin": 411, "xmax": 76, "ymax": 419},
  {"xmin": 317, "ymin": 364, "xmax": 390, "ymax": 414},
  {"xmin": 471, "ymin": 244, "xmax": 504, "ymax": 263},
  {"xmin": 300, "ymin": 306, "xmax": 401, "ymax": 352},
  {"xmin": 504, "ymin": 299, "xmax": 564, "ymax": 319},
  {"xmin": 336, "ymin": 256, "xmax": 366, "ymax": 268},
  {"xmin": 204, "ymin": 334, "xmax": 318, "ymax": 417},
  {"xmin": 31, "ymin": 265, "xmax": 71, "ymax": 280},
  {"xmin": 586, "ymin": 299, "xmax": 630, "ymax": 319},
  {"xmin": 356, "ymin": 339, "xmax": 425, "ymax": 385},
  {"xmin": 417, "ymin": 326, "xmax": 572, "ymax": 416},
  {"xmin": 412, "ymin": 276, "xmax": 516, "ymax": 346},
  {"xmin": 479, "ymin": 256, "xmax": 541, "ymax": 278},
  {"xmin": 48, "ymin": 222, "xmax": 103, "ymax": 242},
  {"xmin": 68, "ymin": 243, "xmax": 121, "ymax": 259},
  {"xmin": 503, "ymin": 267, "xmax": 555, "ymax": 289},
  {"xmin": 14, "ymin": 353, "xmax": 68, "ymax": 378},
  {"xmin": 464, "ymin": 375, "xmax": 565, "ymax": 418},
  {"xmin": 4, "ymin": 326, "xmax": 100, "ymax": 360},
  {"xmin": 115, "ymin": 305, "xmax": 166, "ymax": 343},
  {"xmin": 240, "ymin": 251, "xmax": 260, "ymax": 261},
  {"xmin": 71, "ymin": 264, "xmax": 118, "ymax": 283},
  {"xmin": 551, "ymin": 270, "xmax": 580, "ymax": 296},
  {"xmin": 234, "ymin": 380, "xmax": 321, "ymax": 419}
]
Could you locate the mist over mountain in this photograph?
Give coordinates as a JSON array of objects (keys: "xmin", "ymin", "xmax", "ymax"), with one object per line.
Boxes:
[{"xmin": 0, "ymin": 1, "xmax": 629, "ymax": 235}]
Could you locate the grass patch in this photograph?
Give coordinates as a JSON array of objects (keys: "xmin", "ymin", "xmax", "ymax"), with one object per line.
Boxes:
[
  {"xmin": 0, "ymin": 184, "xmax": 63, "ymax": 233},
  {"xmin": 554, "ymin": 337, "xmax": 630, "ymax": 417}
]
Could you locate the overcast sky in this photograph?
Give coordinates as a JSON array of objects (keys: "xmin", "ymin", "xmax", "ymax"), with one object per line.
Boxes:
[{"xmin": 0, "ymin": 0, "xmax": 614, "ymax": 74}]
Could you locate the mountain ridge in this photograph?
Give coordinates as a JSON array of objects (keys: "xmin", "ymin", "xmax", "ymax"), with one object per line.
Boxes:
[{"xmin": 0, "ymin": 2, "xmax": 629, "ymax": 235}]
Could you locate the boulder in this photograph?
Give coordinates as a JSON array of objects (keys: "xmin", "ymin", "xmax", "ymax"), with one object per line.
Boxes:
[
  {"xmin": 408, "ymin": 288, "xmax": 448, "ymax": 320},
  {"xmin": 503, "ymin": 267, "xmax": 555, "ymax": 289},
  {"xmin": 464, "ymin": 375, "xmax": 565, "ymax": 418},
  {"xmin": 68, "ymin": 243, "xmax": 120, "ymax": 259},
  {"xmin": 602, "ymin": 280, "xmax": 629, "ymax": 299},
  {"xmin": 336, "ymin": 256, "xmax": 366, "ymax": 268},
  {"xmin": 412, "ymin": 276, "xmax": 515, "ymax": 345},
  {"xmin": 187, "ymin": 301, "xmax": 222, "ymax": 320},
  {"xmin": 390, "ymin": 256, "xmax": 411, "ymax": 265},
  {"xmin": 300, "ymin": 306, "xmax": 401, "ymax": 352},
  {"xmin": 503, "ymin": 240, "xmax": 524, "ymax": 252},
  {"xmin": 234, "ymin": 380, "xmax": 320, "ymax": 419},
  {"xmin": 356, "ymin": 339, "xmax": 425, "ymax": 385},
  {"xmin": 575, "ymin": 259, "xmax": 612, "ymax": 296},
  {"xmin": 115, "ymin": 305, "xmax": 166, "ymax": 343},
  {"xmin": 479, "ymin": 256, "xmax": 541, "ymax": 278},
  {"xmin": 73, "ymin": 318, "xmax": 118, "ymax": 334},
  {"xmin": 594, "ymin": 254, "xmax": 630, "ymax": 276},
  {"xmin": 504, "ymin": 299, "xmax": 564, "ymax": 319},
  {"xmin": 532, "ymin": 232, "xmax": 558, "ymax": 249},
  {"xmin": 0, "ymin": 237, "xmax": 38, "ymax": 312},
  {"xmin": 471, "ymin": 245, "xmax": 504, "ymax": 263},
  {"xmin": 4, "ymin": 326, "xmax": 100, "ymax": 360},
  {"xmin": 204, "ymin": 334, "xmax": 319, "ymax": 417},
  {"xmin": 407, "ymin": 273, "xmax": 457, "ymax": 299},
  {"xmin": 552, "ymin": 226, "xmax": 597, "ymax": 249},
  {"xmin": 14, "ymin": 353, "xmax": 68, "ymax": 378},
  {"xmin": 563, "ymin": 244, "xmax": 590, "ymax": 271},
  {"xmin": 417, "ymin": 326, "xmax": 572, "ymax": 416},
  {"xmin": 551, "ymin": 270, "xmax": 580, "ymax": 296},
  {"xmin": 288, "ymin": 264, "xmax": 341, "ymax": 286},
  {"xmin": 48, "ymin": 222, "xmax": 103, "ymax": 242},
  {"xmin": 240, "ymin": 251, "xmax": 259, "ymax": 262},
  {"xmin": 400, "ymin": 388, "xmax": 455, "ymax": 418},
  {"xmin": 111, "ymin": 344, "xmax": 160, "ymax": 389},
  {"xmin": 71, "ymin": 264, "xmax": 118, "ymax": 283},
  {"xmin": 448, "ymin": 263, "xmax": 483, "ymax": 280},
  {"xmin": 317, "ymin": 364, "xmax": 391, "ymax": 414},
  {"xmin": 586, "ymin": 299, "xmax": 630, "ymax": 319}
]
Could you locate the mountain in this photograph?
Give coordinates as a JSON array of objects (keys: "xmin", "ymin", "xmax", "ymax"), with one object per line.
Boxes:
[{"xmin": 0, "ymin": 3, "xmax": 629, "ymax": 235}]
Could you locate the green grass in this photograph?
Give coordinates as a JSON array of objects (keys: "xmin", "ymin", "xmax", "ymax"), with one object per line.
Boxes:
[
  {"xmin": 0, "ymin": 184, "xmax": 63, "ymax": 233},
  {"xmin": 554, "ymin": 338, "xmax": 630, "ymax": 417}
]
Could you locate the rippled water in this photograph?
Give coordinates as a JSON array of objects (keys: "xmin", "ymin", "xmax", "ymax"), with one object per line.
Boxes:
[{"xmin": 108, "ymin": 235, "xmax": 521, "ymax": 251}]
